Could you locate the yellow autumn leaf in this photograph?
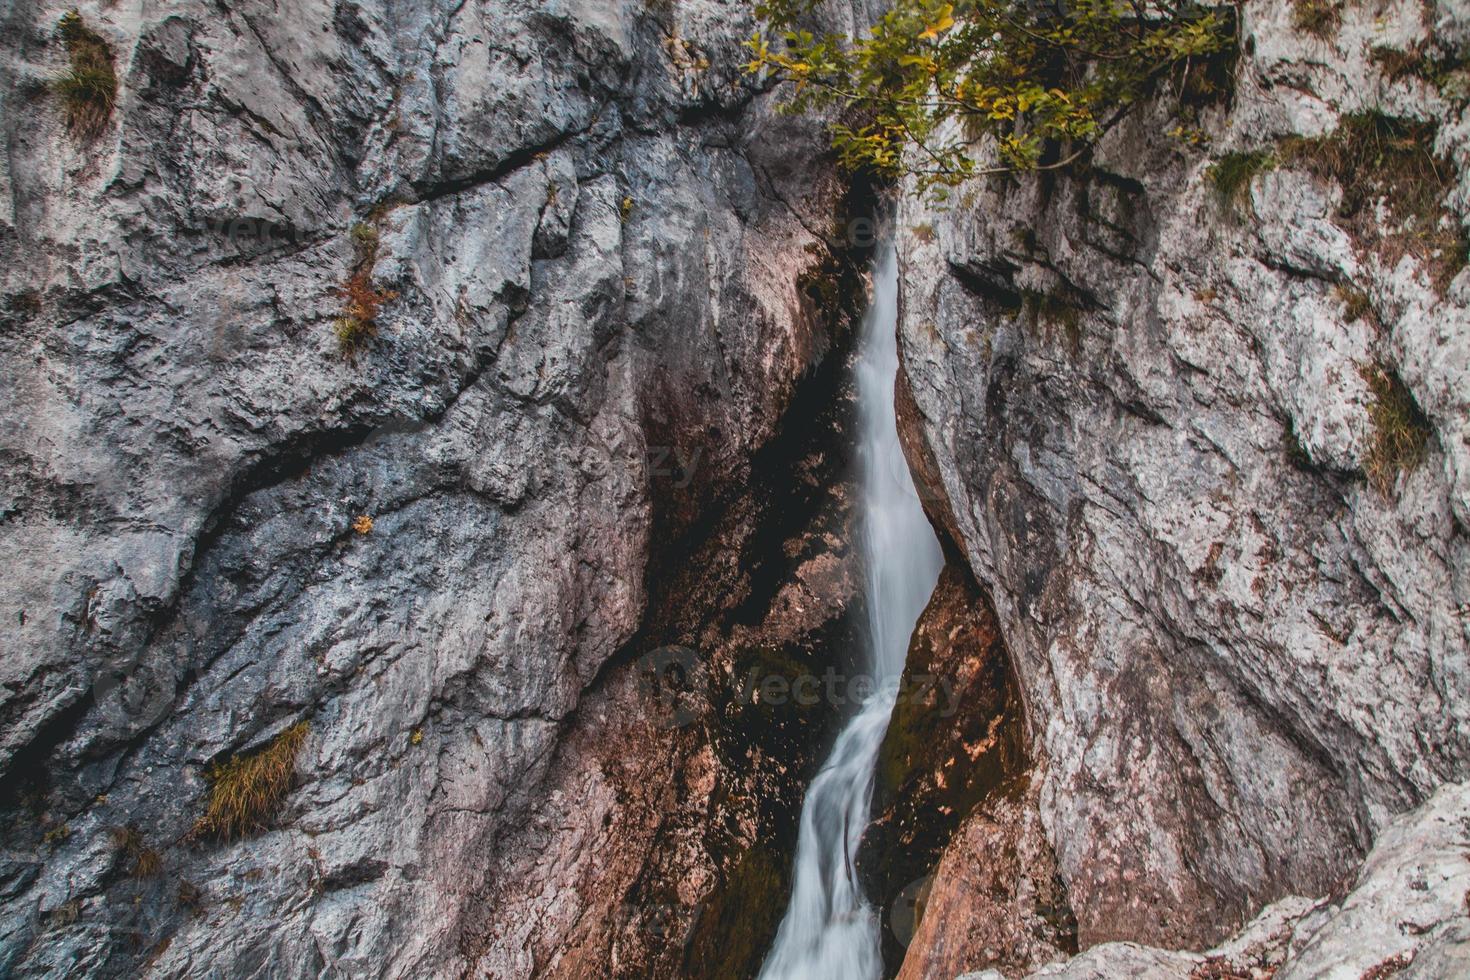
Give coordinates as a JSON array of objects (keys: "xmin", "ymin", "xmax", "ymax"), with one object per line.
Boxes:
[{"xmin": 918, "ymin": 4, "xmax": 955, "ymax": 40}]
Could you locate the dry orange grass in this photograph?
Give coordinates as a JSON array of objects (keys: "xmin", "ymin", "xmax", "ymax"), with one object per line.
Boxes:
[
  {"xmin": 192, "ymin": 721, "xmax": 310, "ymax": 842},
  {"xmin": 1360, "ymin": 364, "xmax": 1432, "ymax": 496},
  {"xmin": 334, "ymin": 224, "xmax": 397, "ymax": 356},
  {"xmin": 109, "ymin": 825, "xmax": 162, "ymax": 877},
  {"xmin": 54, "ymin": 12, "xmax": 116, "ymax": 138},
  {"xmin": 1280, "ymin": 112, "xmax": 1467, "ymax": 292}
]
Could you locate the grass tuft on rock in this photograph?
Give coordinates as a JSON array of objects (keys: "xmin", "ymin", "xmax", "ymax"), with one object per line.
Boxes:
[
  {"xmin": 1371, "ymin": 40, "xmax": 1470, "ymax": 102},
  {"xmin": 1280, "ymin": 112, "xmax": 1467, "ymax": 292},
  {"xmin": 1291, "ymin": 0, "xmax": 1341, "ymax": 39},
  {"xmin": 334, "ymin": 223, "xmax": 397, "ymax": 358},
  {"xmin": 1335, "ymin": 284, "xmax": 1374, "ymax": 325},
  {"xmin": 192, "ymin": 721, "xmax": 309, "ymax": 842},
  {"xmin": 1207, "ymin": 150, "xmax": 1276, "ymax": 213},
  {"xmin": 110, "ymin": 825, "xmax": 162, "ymax": 877},
  {"xmin": 54, "ymin": 11, "xmax": 116, "ymax": 138},
  {"xmin": 1360, "ymin": 363, "xmax": 1431, "ymax": 496}
]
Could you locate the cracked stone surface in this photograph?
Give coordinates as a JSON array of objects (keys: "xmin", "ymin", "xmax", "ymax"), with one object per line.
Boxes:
[
  {"xmin": 897, "ymin": 0, "xmax": 1470, "ymax": 963},
  {"xmin": 0, "ymin": 0, "xmax": 879, "ymax": 975},
  {"xmin": 8, "ymin": 0, "xmax": 1470, "ymax": 976},
  {"xmin": 959, "ymin": 780, "xmax": 1470, "ymax": 980},
  {"xmin": 892, "ymin": 770, "xmax": 1076, "ymax": 980}
]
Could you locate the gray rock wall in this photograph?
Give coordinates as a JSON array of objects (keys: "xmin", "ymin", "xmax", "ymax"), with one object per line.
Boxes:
[
  {"xmin": 898, "ymin": 0, "xmax": 1470, "ymax": 954},
  {"xmin": 0, "ymin": 0, "xmax": 875, "ymax": 975}
]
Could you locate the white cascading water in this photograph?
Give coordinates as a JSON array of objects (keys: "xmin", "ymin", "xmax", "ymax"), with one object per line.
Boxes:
[{"xmin": 758, "ymin": 244, "xmax": 944, "ymax": 980}]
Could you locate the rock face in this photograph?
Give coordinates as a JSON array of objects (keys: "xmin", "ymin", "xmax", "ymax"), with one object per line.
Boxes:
[
  {"xmin": 454, "ymin": 332, "xmax": 871, "ymax": 980},
  {"xmin": 856, "ymin": 562, "xmax": 1029, "ymax": 975},
  {"xmin": 892, "ymin": 772, "xmax": 1076, "ymax": 980},
  {"xmin": 960, "ymin": 780, "xmax": 1470, "ymax": 980},
  {"xmin": 8, "ymin": 0, "xmax": 1470, "ymax": 976},
  {"xmin": 897, "ymin": 0, "xmax": 1470, "ymax": 965},
  {"xmin": 0, "ymin": 0, "xmax": 878, "ymax": 976}
]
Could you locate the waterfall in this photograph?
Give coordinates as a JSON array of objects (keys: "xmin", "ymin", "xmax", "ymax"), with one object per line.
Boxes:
[{"xmin": 758, "ymin": 244, "xmax": 944, "ymax": 980}]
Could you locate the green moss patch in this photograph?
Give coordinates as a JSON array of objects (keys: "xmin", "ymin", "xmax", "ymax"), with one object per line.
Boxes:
[
  {"xmin": 680, "ymin": 844, "xmax": 788, "ymax": 980},
  {"xmin": 1207, "ymin": 150, "xmax": 1277, "ymax": 214}
]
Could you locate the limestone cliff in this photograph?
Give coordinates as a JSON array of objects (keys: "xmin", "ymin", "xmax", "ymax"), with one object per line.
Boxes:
[
  {"xmin": 895, "ymin": 0, "xmax": 1470, "ymax": 975},
  {"xmin": 6, "ymin": 0, "xmax": 1470, "ymax": 977},
  {"xmin": 0, "ymin": 0, "xmax": 877, "ymax": 975}
]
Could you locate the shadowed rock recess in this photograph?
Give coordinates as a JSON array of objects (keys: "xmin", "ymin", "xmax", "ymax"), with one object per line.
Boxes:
[{"xmin": 4, "ymin": 0, "xmax": 1470, "ymax": 979}]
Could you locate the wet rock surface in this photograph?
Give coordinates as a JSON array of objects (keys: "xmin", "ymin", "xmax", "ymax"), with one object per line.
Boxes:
[
  {"xmin": 893, "ymin": 771, "xmax": 1075, "ymax": 980},
  {"xmin": 856, "ymin": 562, "xmax": 1027, "ymax": 975}
]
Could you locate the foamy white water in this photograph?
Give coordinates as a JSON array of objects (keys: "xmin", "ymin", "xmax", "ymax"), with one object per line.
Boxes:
[{"xmin": 758, "ymin": 244, "xmax": 943, "ymax": 980}]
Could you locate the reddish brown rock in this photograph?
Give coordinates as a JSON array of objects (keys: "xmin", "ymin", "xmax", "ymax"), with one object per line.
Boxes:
[
  {"xmin": 858, "ymin": 561, "xmax": 1029, "ymax": 974},
  {"xmin": 454, "ymin": 252, "xmax": 875, "ymax": 978},
  {"xmin": 897, "ymin": 771, "xmax": 1076, "ymax": 980}
]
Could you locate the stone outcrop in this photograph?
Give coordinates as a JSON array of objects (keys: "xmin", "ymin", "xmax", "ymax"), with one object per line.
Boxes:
[
  {"xmin": 855, "ymin": 562, "xmax": 1029, "ymax": 975},
  {"xmin": 895, "ymin": 0, "xmax": 1470, "ymax": 969},
  {"xmin": 959, "ymin": 780, "xmax": 1470, "ymax": 980},
  {"xmin": 0, "ymin": 0, "xmax": 878, "ymax": 975},
  {"xmin": 893, "ymin": 771, "xmax": 1076, "ymax": 980}
]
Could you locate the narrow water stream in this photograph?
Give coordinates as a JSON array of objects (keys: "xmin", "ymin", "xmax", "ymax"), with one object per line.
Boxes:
[{"xmin": 758, "ymin": 245, "xmax": 944, "ymax": 980}]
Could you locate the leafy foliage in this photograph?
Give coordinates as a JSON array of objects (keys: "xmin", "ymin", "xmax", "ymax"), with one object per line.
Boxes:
[{"xmin": 745, "ymin": 0, "xmax": 1235, "ymax": 191}]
